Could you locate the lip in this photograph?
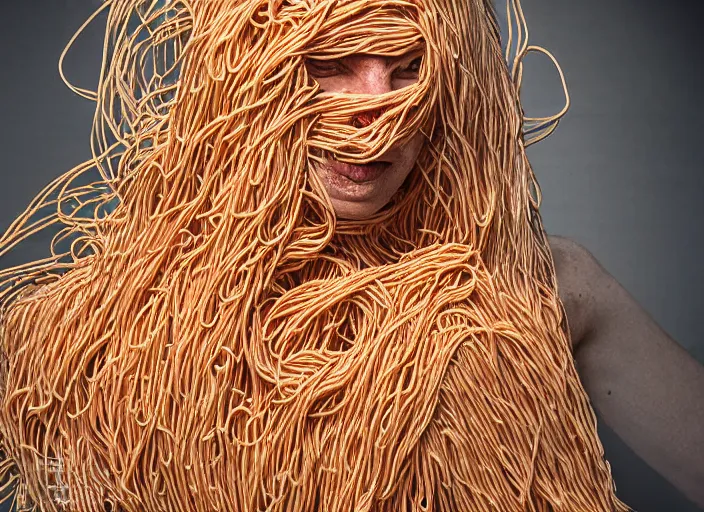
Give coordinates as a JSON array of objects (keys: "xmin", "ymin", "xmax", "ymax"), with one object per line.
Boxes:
[{"xmin": 328, "ymin": 160, "xmax": 392, "ymax": 183}]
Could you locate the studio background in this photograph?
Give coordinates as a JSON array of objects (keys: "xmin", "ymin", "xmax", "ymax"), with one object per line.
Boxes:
[{"xmin": 0, "ymin": 1, "xmax": 702, "ymax": 510}]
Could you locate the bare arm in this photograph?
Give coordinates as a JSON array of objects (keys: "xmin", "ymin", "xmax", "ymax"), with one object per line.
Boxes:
[{"xmin": 549, "ymin": 235, "xmax": 704, "ymax": 507}]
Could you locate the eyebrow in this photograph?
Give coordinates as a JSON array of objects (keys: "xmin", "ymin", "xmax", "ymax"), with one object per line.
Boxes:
[
  {"xmin": 390, "ymin": 51, "xmax": 422, "ymax": 62},
  {"xmin": 304, "ymin": 47, "xmax": 424, "ymax": 68},
  {"xmin": 346, "ymin": 48, "xmax": 424, "ymax": 65}
]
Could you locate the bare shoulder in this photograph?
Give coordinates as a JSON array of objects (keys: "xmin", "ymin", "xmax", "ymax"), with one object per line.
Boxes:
[
  {"xmin": 547, "ymin": 237, "xmax": 704, "ymax": 506},
  {"xmin": 547, "ymin": 235, "xmax": 607, "ymax": 347},
  {"xmin": 547, "ymin": 235, "xmax": 597, "ymax": 272}
]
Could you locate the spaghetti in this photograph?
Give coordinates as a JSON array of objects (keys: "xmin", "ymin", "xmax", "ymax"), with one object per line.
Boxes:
[{"xmin": 0, "ymin": 0, "xmax": 628, "ymax": 510}]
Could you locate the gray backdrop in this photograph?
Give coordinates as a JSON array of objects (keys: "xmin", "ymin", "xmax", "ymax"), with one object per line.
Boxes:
[{"xmin": 0, "ymin": 1, "xmax": 701, "ymax": 510}]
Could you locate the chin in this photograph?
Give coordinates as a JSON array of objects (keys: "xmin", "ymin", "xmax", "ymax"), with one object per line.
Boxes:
[
  {"xmin": 331, "ymin": 198, "xmax": 385, "ymax": 220},
  {"xmin": 311, "ymin": 161, "xmax": 409, "ymax": 221},
  {"xmin": 319, "ymin": 175, "xmax": 396, "ymax": 220}
]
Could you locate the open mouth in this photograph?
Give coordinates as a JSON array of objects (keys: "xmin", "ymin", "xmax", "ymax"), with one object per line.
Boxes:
[{"xmin": 328, "ymin": 160, "xmax": 392, "ymax": 183}]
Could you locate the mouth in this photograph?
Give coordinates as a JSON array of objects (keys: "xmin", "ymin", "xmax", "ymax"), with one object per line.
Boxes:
[{"xmin": 328, "ymin": 159, "xmax": 392, "ymax": 183}]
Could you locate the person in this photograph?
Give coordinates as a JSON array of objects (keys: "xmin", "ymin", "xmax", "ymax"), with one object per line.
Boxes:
[{"xmin": 0, "ymin": 0, "xmax": 701, "ymax": 511}]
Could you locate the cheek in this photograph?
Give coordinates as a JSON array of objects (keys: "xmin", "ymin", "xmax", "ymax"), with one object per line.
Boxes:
[
  {"xmin": 411, "ymin": 133, "xmax": 425, "ymax": 158},
  {"xmin": 400, "ymin": 133, "xmax": 426, "ymax": 172}
]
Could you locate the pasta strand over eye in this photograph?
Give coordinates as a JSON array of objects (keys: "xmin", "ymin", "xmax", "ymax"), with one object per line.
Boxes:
[{"xmin": 0, "ymin": 0, "xmax": 626, "ymax": 510}]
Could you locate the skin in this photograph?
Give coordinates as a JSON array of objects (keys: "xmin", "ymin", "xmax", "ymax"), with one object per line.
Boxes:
[
  {"xmin": 309, "ymin": 54, "xmax": 704, "ymax": 507},
  {"xmin": 550, "ymin": 235, "xmax": 704, "ymax": 507},
  {"xmin": 305, "ymin": 52, "xmax": 426, "ymax": 220}
]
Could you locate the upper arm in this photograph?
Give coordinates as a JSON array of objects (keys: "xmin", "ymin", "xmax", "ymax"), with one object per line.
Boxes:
[
  {"xmin": 547, "ymin": 235, "xmax": 601, "ymax": 349},
  {"xmin": 549, "ymin": 234, "xmax": 704, "ymax": 506}
]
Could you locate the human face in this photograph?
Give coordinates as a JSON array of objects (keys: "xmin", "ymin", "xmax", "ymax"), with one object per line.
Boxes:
[{"xmin": 305, "ymin": 51, "xmax": 426, "ymax": 220}]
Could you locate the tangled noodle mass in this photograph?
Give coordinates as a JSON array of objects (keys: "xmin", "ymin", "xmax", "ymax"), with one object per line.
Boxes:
[{"xmin": 0, "ymin": 0, "xmax": 629, "ymax": 510}]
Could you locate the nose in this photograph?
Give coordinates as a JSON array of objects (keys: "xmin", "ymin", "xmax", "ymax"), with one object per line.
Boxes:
[
  {"xmin": 346, "ymin": 56, "xmax": 394, "ymax": 96},
  {"xmin": 339, "ymin": 57, "xmax": 393, "ymax": 128}
]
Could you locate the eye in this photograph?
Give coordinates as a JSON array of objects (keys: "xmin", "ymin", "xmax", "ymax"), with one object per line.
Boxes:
[
  {"xmin": 304, "ymin": 58, "xmax": 347, "ymax": 78},
  {"xmin": 406, "ymin": 56, "xmax": 423, "ymax": 73},
  {"xmin": 395, "ymin": 55, "xmax": 423, "ymax": 79}
]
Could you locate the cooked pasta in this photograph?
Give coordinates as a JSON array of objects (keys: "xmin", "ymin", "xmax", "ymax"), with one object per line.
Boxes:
[{"xmin": 0, "ymin": 0, "xmax": 628, "ymax": 510}]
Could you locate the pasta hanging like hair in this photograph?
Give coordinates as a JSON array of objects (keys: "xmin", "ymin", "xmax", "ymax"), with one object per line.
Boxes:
[{"xmin": 0, "ymin": 0, "xmax": 629, "ymax": 510}]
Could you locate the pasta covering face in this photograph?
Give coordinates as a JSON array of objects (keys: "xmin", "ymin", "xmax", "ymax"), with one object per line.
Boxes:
[{"xmin": 0, "ymin": 0, "xmax": 629, "ymax": 511}]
